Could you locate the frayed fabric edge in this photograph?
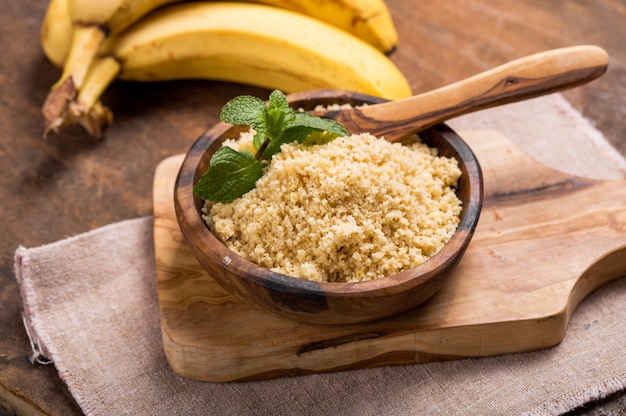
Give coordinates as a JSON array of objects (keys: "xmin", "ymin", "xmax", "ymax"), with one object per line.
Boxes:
[
  {"xmin": 522, "ymin": 374, "xmax": 626, "ymax": 416},
  {"xmin": 12, "ymin": 217, "xmax": 155, "ymax": 416},
  {"xmin": 21, "ymin": 313, "xmax": 53, "ymax": 365},
  {"xmin": 14, "ymin": 245, "xmax": 54, "ymax": 366}
]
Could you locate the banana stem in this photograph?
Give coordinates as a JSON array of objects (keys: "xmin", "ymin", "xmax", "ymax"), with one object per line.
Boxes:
[
  {"xmin": 71, "ymin": 56, "xmax": 121, "ymax": 139},
  {"xmin": 42, "ymin": 56, "xmax": 120, "ymax": 139},
  {"xmin": 54, "ymin": 24, "xmax": 106, "ymax": 90},
  {"xmin": 77, "ymin": 56, "xmax": 121, "ymax": 108}
]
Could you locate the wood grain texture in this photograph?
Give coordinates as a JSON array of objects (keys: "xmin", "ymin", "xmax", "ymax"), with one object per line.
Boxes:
[
  {"xmin": 323, "ymin": 46, "xmax": 609, "ymax": 142},
  {"xmin": 154, "ymin": 130, "xmax": 626, "ymax": 382}
]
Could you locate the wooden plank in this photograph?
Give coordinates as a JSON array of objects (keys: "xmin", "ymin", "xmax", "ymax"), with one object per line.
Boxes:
[{"xmin": 153, "ymin": 130, "xmax": 626, "ymax": 382}]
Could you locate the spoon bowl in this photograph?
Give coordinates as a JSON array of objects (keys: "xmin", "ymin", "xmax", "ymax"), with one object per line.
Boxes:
[{"xmin": 175, "ymin": 90, "xmax": 483, "ymax": 325}]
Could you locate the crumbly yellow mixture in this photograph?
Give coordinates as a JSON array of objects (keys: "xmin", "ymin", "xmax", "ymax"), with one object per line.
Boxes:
[{"xmin": 203, "ymin": 132, "xmax": 462, "ymax": 283}]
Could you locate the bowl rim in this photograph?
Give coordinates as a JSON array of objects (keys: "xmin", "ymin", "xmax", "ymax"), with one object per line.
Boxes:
[{"xmin": 174, "ymin": 91, "xmax": 483, "ymax": 302}]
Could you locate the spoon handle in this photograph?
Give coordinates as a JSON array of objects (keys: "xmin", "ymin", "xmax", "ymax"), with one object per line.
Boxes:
[{"xmin": 336, "ymin": 45, "xmax": 608, "ymax": 142}]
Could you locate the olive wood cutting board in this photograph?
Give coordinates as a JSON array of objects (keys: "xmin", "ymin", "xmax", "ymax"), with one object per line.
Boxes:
[{"xmin": 153, "ymin": 130, "xmax": 626, "ymax": 382}]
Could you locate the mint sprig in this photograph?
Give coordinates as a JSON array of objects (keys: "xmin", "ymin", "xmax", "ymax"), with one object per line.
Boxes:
[
  {"xmin": 192, "ymin": 147, "xmax": 264, "ymax": 204},
  {"xmin": 193, "ymin": 90, "xmax": 348, "ymax": 203}
]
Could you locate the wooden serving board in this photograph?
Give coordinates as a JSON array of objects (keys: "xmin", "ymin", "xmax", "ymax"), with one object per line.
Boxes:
[{"xmin": 153, "ymin": 130, "xmax": 626, "ymax": 382}]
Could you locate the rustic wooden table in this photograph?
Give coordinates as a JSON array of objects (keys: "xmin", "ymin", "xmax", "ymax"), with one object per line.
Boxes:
[{"xmin": 1, "ymin": 1, "xmax": 624, "ymax": 415}]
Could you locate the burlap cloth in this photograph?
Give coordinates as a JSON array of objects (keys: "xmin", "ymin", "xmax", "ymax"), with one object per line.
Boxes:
[{"xmin": 14, "ymin": 94, "xmax": 626, "ymax": 415}]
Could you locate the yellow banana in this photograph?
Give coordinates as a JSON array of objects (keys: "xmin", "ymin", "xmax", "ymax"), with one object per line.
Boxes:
[
  {"xmin": 39, "ymin": 0, "xmax": 111, "ymax": 137},
  {"xmin": 41, "ymin": 0, "xmax": 183, "ymax": 137},
  {"xmin": 40, "ymin": 0, "xmax": 397, "ymax": 71},
  {"xmin": 243, "ymin": 0, "xmax": 398, "ymax": 54},
  {"xmin": 58, "ymin": 0, "xmax": 182, "ymax": 89},
  {"xmin": 40, "ymin": 0, "xmax": 73, "ymax": 68},
  {"xmin": 106, "ymin": 3, "xmax": 409, "ymax": 95},
  {"xmin": 47, "ymin": 2, "xmax": 411, "ymax": 139}
]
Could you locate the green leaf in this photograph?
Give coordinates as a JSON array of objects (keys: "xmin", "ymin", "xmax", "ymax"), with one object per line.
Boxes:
[
  {"xmin": 261, "ymin": 112, "xmax": 349, "ymax": 158},
  {"xmin": 193, "ymin": 146, "xmax": 265, "ymax": 203},
  {"xmin": 253, "ymin": 131, "xmax": 266, "ymax": 151},
  {"xmin": 196, "ymin": 90, "xmax": 349, "ymax": 203},
  {"xmin": 268, "ymin": 89, "xmax": 289, "ymax": 111},
  {"xmin": 290, "ymin": 111, "xmax": 349, "ymax": 137},
  {"xmin": 262, "ymin": 126, "xmax": 313, "ymax": 158},
  {"xmin": 219, "ymin": 95, "xmax": 268, "ymax": 133},
  {"xmin": 265, "ymin": 91, "xmax": 295, "ymax": 143},
  {"xmin": 302, "ymin": 130, "xmax": 342, "ymax": 146},
  {"xmin": 265, "ymin": 107, "xmax": 290, "ymax": 140}
]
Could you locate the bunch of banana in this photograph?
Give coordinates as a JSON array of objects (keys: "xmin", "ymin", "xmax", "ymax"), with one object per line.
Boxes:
[
  {"xmin": 48, "ymin": 0, "xmax": 183, "ymax": 89},
  {"xmin": 40, "ymin": 0, "xmax": 410, "ymax": 139},
  {"xmin": 41, "ymin": 0, "xmax": 184, "ymax": 137}
]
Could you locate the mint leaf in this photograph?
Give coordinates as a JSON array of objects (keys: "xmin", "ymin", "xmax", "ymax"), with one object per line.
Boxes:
[
  {"xmin": 263, "ymin": 91, "xmax": 294, "ymax": 148},
  {"xmin": 265, "ymin": 107, "xmax": 292, "ymax": 140},
  {"xmin": 302, "ymin": 130, "xmax": 342, "ymax": 146},
  {"xmin": 262, "ymin": 111, "xmax": 349, "ymax": 158},
  {"xmin": 252, "ymin": 131, "xmax": 265, "ymax": 151},
  {"xmin": 220, "ymin": 95, "xmax": 268, "ymax": 134},
  {"xmin": 268, "ymin": 89, "xmax": 289, "ymax": 111},
  {"xmin": 196, "ymin": 90, "xmax": 349, "ymax": 203},
  {"xmin": 193, "ymin": 146, "xmax": 264, "ymax": 203},
  {"xmin": 261, "ymin": 127, "xmax": 310, "ymax": 158},
  {"xmin": 290, "ymin": 111, "xmax": 349, "ymax": 137}
]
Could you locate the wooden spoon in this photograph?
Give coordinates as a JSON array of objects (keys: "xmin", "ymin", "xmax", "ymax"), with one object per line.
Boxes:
[{"xmin": 310, "ymin": 45, "xmax": 608, "ymax": 142}]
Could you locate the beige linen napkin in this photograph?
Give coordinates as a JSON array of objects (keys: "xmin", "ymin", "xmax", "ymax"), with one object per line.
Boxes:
[{"xmin": 14, "ymin": 94, "xmax": 626, "ymax": 416}]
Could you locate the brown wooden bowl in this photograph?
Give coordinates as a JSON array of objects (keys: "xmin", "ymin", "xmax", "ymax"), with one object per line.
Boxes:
[{"xmin": 174, "ymin": 90, "xmax": 483, "ymax": 325}]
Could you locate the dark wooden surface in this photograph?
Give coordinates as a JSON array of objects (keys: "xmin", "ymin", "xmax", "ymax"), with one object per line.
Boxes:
[{"xmin": 1, "ymin": 1, "xmax": 624, "ymax": 415}]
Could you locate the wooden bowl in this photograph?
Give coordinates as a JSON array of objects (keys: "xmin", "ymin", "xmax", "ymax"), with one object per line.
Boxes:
[{"xmin": 174, "ymin": 90, "xmax": 483, "ymax": 325}]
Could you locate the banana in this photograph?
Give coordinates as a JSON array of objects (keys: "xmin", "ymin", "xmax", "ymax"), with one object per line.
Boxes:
[
  {"xmin": 46, "ymin": 2, "xmax": 412, "ymax": 139},
  {"xmin": 243, "ymin": 0, "xmax": 398, "ymax": 54},
  {"xmin": 40, "ymin": 0, "xmax": 114, "ymax": 137},
  {"xmin": 107, "ymin": 3, "xmax": 409, "ymax": 95},
  {"xmin": 40, "ymin": 0, "xmax": 398, "ymax": 71},
  {"xmin": 40, "ymin": 0, "xmax": 73, "ymax": 68},
  {"xmin": 57, "ymin": 0, "xmax": 182, "ymax": 89},
  {"xmin": 41, "ymin": 0, "xmax": 183, "ymax": 137}
]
